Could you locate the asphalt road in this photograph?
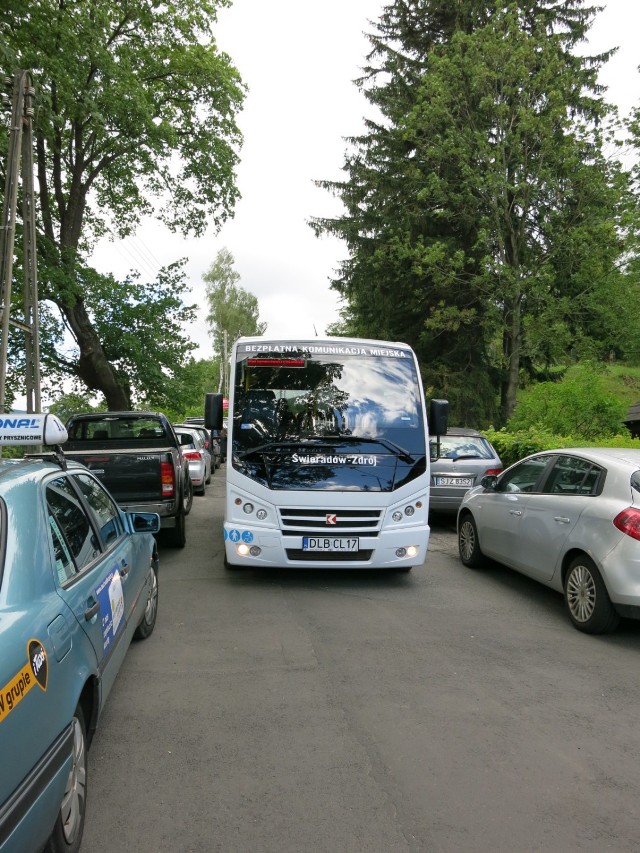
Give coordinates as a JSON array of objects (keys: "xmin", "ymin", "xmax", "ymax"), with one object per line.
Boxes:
[{"xmin": 83, "ymin": 467, "xmax": 640, "ymax": 853}]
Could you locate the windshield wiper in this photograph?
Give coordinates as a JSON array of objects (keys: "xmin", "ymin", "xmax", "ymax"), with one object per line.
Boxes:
[
  {"xmin": 237, "ymin": 436, "xmax": 416, "ymax": 464},
  {"xmin": 314, "ymin": 434, "xmax": 415, "ymax": 464},
  {"xmin": 236, "ymin": 441, "xmax": 300, "ymax": 459}
]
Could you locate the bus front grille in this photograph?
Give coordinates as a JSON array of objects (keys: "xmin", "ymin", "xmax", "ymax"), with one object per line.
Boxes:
[
  {"xmin": 279, "ymin": 507, "xmax": 382, "ymax": 532},
  {"xmin": 284, "ymin": 549, "xmax": 374, "ymax": 562}
]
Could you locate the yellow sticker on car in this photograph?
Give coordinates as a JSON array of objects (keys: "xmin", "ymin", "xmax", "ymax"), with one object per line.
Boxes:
[{"xmin": 0, "ymin": 640, "xmax": 48, "ymax": 724}]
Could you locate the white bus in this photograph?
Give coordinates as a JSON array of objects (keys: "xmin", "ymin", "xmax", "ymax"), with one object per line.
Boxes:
[{"xmin": 205, "ymin": 337, "xmax": 448, "ymax": 571}]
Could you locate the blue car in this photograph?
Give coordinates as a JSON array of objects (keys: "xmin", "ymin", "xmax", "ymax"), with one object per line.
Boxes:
[{"xmin": 0, "ymin": 415, "xmax": 160, "ymax": 853}]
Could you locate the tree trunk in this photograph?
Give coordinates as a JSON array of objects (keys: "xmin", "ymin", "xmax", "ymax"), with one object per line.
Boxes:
[
  {"xmin": 500, "ymin": 293, "xmax": 522, "ymax": 423},
  {"xmin": 60, "ymin": 294, "xmax": 131, "ymax": 409}
]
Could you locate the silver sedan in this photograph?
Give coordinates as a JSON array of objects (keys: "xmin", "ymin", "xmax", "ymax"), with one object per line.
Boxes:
[{"xmin": 457, "ymin": 448, "xmax": 640, "ymax": 634}]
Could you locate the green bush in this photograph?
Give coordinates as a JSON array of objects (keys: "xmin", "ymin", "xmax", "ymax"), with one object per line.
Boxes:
[
  {"xmin": 485, "ymin": 427, "xmax": 640, "ymax": 468},
  {"xmin": 506, "ymin": 362, "xmax": 628, "ymax": 440}
]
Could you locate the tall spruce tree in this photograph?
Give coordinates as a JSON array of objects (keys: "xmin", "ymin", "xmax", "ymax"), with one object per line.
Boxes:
[{"xmin": 313, "ymin": 0, "xmax": 630, "ymax": 424}]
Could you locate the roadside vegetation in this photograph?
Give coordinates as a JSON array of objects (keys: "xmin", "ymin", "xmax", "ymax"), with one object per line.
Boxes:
[{"xmin": 2, "ymin": 0, "xmax": 640, "ymax": 461}]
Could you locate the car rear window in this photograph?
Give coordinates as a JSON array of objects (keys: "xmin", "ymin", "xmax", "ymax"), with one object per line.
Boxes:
[
  {"xmin": 431, "ymin": 435, "xmax": 495, "ymax": 460},
  {"xmin": 68, "ymin": 417, "xmax": 166, "ymax": 441}
]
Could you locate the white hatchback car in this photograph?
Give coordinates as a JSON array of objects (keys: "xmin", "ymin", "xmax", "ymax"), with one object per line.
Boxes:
[{"xmin": 457, "ymin": 448, "xmax": 640, "ymax": 634}]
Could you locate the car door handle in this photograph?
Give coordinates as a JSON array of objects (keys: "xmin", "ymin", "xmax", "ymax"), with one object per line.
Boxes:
[
  {"xmin": 119, "ymin": 563, "xmax": 130, "ymax": 578},
  {"xmin": 554, "ymin": 516, "xmax": 571, "ymax": 524},
  {"xmin": 509, "ymin": 510, "xmax": 522, "ymax": 516},
  {"xmin": 85, "ymin": 601, "xmax": 99, "ymax": 621}
]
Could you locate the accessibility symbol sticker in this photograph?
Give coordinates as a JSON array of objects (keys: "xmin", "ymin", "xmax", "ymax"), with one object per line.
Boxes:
[
  {"xmin": 241, "ymin": 530, "xmax": 254, "ymax": 543},
  {"xmin": 229, "ymin": 529, "xmax": 241, "ymax": 542}
]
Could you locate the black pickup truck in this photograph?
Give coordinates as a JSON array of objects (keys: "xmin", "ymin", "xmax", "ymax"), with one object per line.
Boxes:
[{"xmin": 64, "ymin": 411, "xmax": 193, "ymax": 547}]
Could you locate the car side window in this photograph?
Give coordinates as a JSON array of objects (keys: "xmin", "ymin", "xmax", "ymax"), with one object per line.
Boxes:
[
  {"xmin": 544, "ymin": 456, "xmax": 603, "ymax": 496},
  {"xmin": 73, "ymin": 473, "xmax": 124, "ymax": 547},
  {"xmin": 46, "ymin": 476, "xmax": 101, "ymax": 577},
  {"xmin": 48, "ymin": 514, "xmax": 76, "ymax": 584},
  {"xmin": 496, "ymin": 457, "xmax": 550, "ymax": 493}
]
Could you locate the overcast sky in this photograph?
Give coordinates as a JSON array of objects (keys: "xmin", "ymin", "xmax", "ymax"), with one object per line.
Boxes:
[{"xmin": 91, "ymin": 0, "xmax": 640, "ymax": 360}]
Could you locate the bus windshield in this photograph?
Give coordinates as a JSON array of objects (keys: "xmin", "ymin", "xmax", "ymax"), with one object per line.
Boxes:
[{"xmin": 232, "ymin": 344, "xmax": 425, "ymax": 458}]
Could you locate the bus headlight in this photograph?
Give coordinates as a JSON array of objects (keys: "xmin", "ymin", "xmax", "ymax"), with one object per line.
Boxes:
[
  {"xmin": 396, "ymin": 545, "xmax": 419, "ymax": 559},
  {"xmin": 256, "ymin": 509, "xmax": 267, "ymax": 521}
]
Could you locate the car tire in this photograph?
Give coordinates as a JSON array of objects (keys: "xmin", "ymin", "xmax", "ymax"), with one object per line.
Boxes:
[
  {"xmin": 458, "ymin": 513, "xmax": 484, "ymax": 568},
  {"xmin": 45, "ymin": 705, "xmax": 87, "ymax": 853},
  {"xmin": 165, "ymin": 510, "xmax": 186, "ymax": 548},
  {"xmin": 564, "ymin": 554, "xmax": 620, "ymax": 634},
  {"xmin": 196, "ymin": 482, "xmax": 206, "ymax": 496},
  {"xmin": 134, "ymin": 562, "xmax": 159, "ymax": 640},
  {"xmin": 183, "ymin": 479, "xmax": 193, "ymax": 516}
]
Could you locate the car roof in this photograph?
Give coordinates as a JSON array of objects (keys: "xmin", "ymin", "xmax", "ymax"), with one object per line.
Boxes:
[
  {"xmin": 532, "ymin": 447, "xmax": 640, "ymax": 466},
  {"xmin": 0, "ymin": 456, "xmax": 87, "ymax": 488},
  {"xmin": 441, "ymin": 427, "xmax": 486, "ymax": 437}
]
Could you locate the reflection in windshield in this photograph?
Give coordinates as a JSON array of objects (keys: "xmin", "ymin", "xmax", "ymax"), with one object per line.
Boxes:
[{"xmin": 232, "ymin": 350, "xmax": 424, "ymax": 457}]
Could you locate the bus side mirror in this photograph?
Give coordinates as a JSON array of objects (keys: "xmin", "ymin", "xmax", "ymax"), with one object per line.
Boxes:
[
  {"xmin": 204, "ymin": 393, "xmax": 224, "ymax": 431},
  {"xmin": 429, "ymin": 399, "xmax": 449, "ymax": 437}
]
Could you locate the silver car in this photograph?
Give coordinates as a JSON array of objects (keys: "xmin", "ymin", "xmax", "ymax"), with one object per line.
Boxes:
[
  {"xmin": 457, "ymin": 448, "xmax": 640, "ymax": 634},
  {"xmin": 430, "ymin": 427, "xmax": 503, "ymax": 514},
  {"xmin": 174, "ymin": 426, "xmax": 211, "ymax": 495}
]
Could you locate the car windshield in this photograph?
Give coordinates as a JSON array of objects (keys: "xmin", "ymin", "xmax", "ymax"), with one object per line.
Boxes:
[{"xmin": 232, "ymin": 346, "xmax": 425, "ymax": 457}]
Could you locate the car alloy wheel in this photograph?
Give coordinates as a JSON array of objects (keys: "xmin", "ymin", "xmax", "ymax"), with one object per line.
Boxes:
[
  {"xmin": 47, "ymin": 706, "xmax": 87, "ymax": 853},
  {"xmin": 565, "ymin": 563, "xmax": 596, "ymax": 623},
  {"xmin": 564, "ymin": 555, "xmax": 620, "ymax": 634},
  {"xmin": 458, "ymin": 514, "xmax": 483, "ymax": 568},
  {"xmin": 134, "ymin": 562, "xmax": 159, "ymax": 640}
]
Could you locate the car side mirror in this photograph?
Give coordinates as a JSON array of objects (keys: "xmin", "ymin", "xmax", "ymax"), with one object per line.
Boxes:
[
  {"xmin": 130, "ymin": 512, "xmax": 161, "ymax": 534},
  {"xmin": 205, "ymin": 393, "xmax": 224, "ymax": 431},
  {"xmin": 481, "ymin": 474, "xmax": 498, "ymax": 490}
]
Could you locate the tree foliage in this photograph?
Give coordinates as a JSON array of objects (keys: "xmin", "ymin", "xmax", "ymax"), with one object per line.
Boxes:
[
  {"xmin": 140, "ymin": 356, "xmax": 219, "ymax": 421},
  {"xmin": 204, "ymin": 248, "xmax": 266, "ymax": 368},
  {"xmin": 1, "ymin": 0, "xmax": 244, "ymax": 407},
  {"xmin": 313, "ymin": 0, "xmax": 638, "ymax": 426}
]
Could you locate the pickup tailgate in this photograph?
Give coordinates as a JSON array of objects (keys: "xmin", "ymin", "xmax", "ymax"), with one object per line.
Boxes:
[{"xmin": 65, "ymin": 450, "xmax": 167, "ymax": 502}]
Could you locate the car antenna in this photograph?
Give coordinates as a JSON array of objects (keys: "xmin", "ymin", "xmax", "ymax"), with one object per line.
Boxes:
[{"xmin": 24, "ymin": 445, "xmax": 67, "ymax": 470}]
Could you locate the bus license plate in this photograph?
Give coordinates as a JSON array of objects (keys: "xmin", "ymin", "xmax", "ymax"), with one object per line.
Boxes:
[{"xmin": 303, "ymin": 537, "xmax": 359, "ymax": 552}]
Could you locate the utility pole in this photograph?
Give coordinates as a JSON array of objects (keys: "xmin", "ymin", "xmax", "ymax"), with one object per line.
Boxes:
[{"xmin": 0, "ymin": 70, "xmax": 41, "ymax": 414}]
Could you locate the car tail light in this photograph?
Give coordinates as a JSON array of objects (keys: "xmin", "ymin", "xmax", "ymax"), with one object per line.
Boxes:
[
  {"xmin": 484, "ymin": 467, "xmax": 503, "ymax": 476},
  {"xmin": 613, "ymin": 507, "xmax": 640, "ymax": 541},
  {"xmin": 183, "ymin": 451, "xmax": 202, "ymax": 461},
  {"xmin": 161, "ymin": 460, "xmax": 175, "ymax": 497}
]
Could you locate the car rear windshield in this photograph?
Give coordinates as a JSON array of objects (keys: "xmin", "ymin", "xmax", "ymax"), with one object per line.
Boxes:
[
  {"xmin": 68, "ymin": 416, "xmax": 167, "ymax": 441},
  {"xmin": 430, "ymin": 435, "xmax": 495, "ymax": 460}
]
